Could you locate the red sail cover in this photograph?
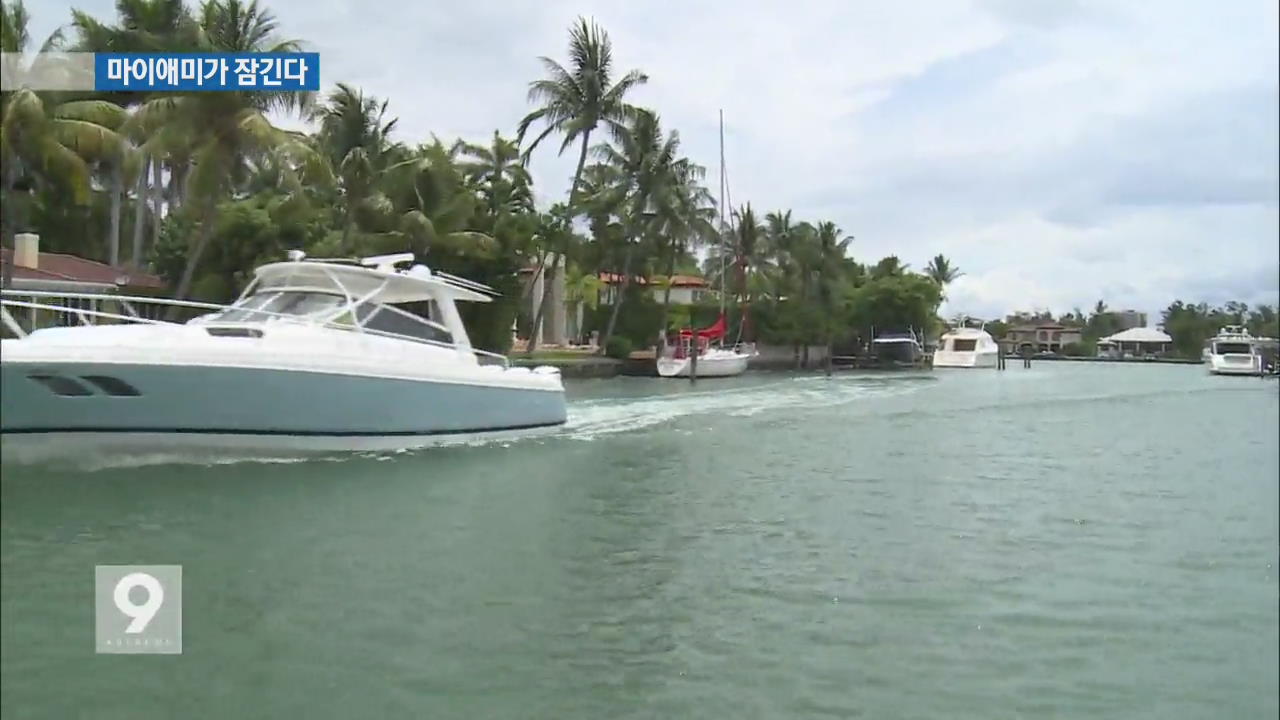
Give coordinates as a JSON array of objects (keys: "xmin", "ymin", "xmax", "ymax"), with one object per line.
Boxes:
[{"xmin": 678, "ymin": 313, "xmax": 727, "ymax": 340}]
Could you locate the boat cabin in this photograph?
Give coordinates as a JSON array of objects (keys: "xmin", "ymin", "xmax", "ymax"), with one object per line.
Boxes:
[{"xmin": 200, "ymin": 253, "xmax": 495, "ymax": 353}]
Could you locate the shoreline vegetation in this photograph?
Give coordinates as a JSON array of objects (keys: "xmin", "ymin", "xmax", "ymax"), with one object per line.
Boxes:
[{"xmin": 2, "ymin": 0, "xmax": 1275, "ymax": 363}]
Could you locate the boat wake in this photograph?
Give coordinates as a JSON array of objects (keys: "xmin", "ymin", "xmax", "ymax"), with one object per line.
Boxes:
[
  {"xmin": 560, "ymin": 374, "xmax": 931, "ymax": 441},
  {"xmin": 4, "ymin": 374, "xmax": 931, "ymax": 471}
]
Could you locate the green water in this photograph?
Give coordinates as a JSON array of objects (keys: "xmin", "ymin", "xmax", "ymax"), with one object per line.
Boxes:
[{"xmin": 2, "ymin": 363, "xmax": 1277, "ymax": 719}]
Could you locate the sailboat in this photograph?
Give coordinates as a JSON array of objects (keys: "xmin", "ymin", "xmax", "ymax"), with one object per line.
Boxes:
[{"xmin": 656, "ymin": 110, "xmax": 756, "ymax": 378}]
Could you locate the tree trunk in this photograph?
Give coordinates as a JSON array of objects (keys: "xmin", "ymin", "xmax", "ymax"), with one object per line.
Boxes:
[
  {"xmin": 108, "ymin": 160, "xmax": 123, "ymax": 266},
  {"xmin": 150, "ymin": 159, "xmax": 163, "ymax": 256},
  {"xmin": 168, "ymin": 198, "xmax": 218, "ymax": 315},
  {"xmin": 0, "ymin": 161, "xmax": 15, "ymax": 289},
  {"xmin": 566, "ymin": 132, "xmax": 592, "ymax": 211},
  {"xmin": 656, "ymin": 249, "xmax": 677, "ymax": 344},
  {"xmin": 340, "ymin": 214, "xmax": 354, "ymax": 255},
  {"xmin": 599, "ymin": 243, "xmax": 634, "ymax": 354},
  {"xmin": 526, "ymin": 253, "xmax": 557, "ymax": 354},
  {"xmin": 168, "ymin": 161, "xmax": 188, "ymax": 211},
  {"xmin": 825, "ymin": 330, "xmax": 834, "ymax": 377},
  {"xmin": 521, "ymin": 249, "xmax": 550, "ymax": 303},
  {"xmin": 131, "ymin": 156, "xmax": 149, "ymax": 269}
]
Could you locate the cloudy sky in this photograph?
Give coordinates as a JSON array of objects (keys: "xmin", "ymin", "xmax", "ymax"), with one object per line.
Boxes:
[{"xmin": 34, "ymin": 0, "xmax": 1280, "ymax": 323}]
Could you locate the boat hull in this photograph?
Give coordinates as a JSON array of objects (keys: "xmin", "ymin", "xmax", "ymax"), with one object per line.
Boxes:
[
  {"xmin": 1, "ymin": 360, "xmax": 566, "ymax": 464},
  {"xmin": 656, "ymin": 352, "xmax": 750, "ymax": 378},
  {"xmin": 932, "ymin": 350, "xmax": 999, "ymax": 368},
  {"xmin": 1207, "ymin": 354, "xmax": 1263, "ymax": 376}
]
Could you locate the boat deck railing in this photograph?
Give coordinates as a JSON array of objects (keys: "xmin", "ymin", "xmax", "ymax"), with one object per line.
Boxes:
[
  {"xmin": 659, "ymin": 339, "xmax": 756, "ymax": 360},
  {"xmin": 0, "ymin": 290, "xmax": 511, "ymax": 368}
]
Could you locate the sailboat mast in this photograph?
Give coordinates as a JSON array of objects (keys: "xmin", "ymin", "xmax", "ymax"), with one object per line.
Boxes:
[{"xmin": 719, "ymin": 109, "xmax": 726, "ymax": 319}]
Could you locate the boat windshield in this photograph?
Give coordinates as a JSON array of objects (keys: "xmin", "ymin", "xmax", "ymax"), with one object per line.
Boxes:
[
  {"xmin": 952, "ymin": 339, "xmax": 977, "ymax": 352},
  {"xmin": 210, "ymin": 291, "xmax": 346, "ymax": 322},
  {"xmin": 204, "ymin": 291, "xmax": 453, "ymax": 345},
  {"xmin": 1214, "ymin": 342, "xmax": 1253, "ymax": 355}
]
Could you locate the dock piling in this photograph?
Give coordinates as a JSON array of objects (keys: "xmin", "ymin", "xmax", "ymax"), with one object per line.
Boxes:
[{"xmin": 689, "ymin": 339, "xmax": 698, "ymax": 384}]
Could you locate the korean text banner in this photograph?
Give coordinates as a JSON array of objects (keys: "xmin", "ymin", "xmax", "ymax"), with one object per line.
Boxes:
[{"xmin": 94, "ymin": 53, "xmax": 320, "ymax": 92}]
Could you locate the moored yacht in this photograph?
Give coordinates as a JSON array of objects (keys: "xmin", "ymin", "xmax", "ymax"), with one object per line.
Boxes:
[
  {"xmin": 871, "ymin": 330, "xmax": 925, "ymax": 369},
  {"xmin": 1206, "ymin": 325, "xmax": 1263, "ymax": 376},
  {"xmin": 933, "ymin": 322, "xmax": 1000, "ymax": 368},
  {"xmin": 0, "ymin": 252, "xmax": 567, "ymax": 463},
  {"xmin": 656, "ymin": 314, "xmax": 755, "ymax": 378}
]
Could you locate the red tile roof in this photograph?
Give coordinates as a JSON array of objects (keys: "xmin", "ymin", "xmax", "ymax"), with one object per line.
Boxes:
[
  {"xmin": 598, "ymin": 273, "xmax": 707, "ymax": 287},
  {"xmin": 1, "ymin": 248, "xmax": 166, "ymax": 289}
]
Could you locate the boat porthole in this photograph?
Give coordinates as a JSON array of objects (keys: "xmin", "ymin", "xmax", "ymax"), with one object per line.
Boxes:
[
  {"xmin": 80, "ymin": 376, "xmax": 143, "ymax": 397},
  {"xmin": 27, "ymin": 374, "xmax": 94, "ymax": 397}
]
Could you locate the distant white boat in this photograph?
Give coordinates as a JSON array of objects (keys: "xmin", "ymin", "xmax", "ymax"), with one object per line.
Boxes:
[
  {"xmin": 656, "ymin": 313, "xmax": 755, "ymax": 378},
  {"xmin": 656, "ymin": 109, "xmax": 754, "ymax": 379},
  {"xmin": 871, "ymin": 330, "xmax": 925, "ymax": 368},
  {"xmin": 933, "ymin": 324, "xmax": 1000, "ymax": 368},
  {"xmin": 656, "ymin": 343, "xmax": 754, "ymax": 378},
  {"xmin": 1206, "ymin": 325, "xmax": 1264, "ymax": 376}
]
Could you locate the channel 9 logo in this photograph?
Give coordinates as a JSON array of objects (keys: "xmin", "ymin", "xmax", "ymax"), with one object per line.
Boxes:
[{"xmin": 94, "ymin": 565, "xmax": 182, "ymax": 654}]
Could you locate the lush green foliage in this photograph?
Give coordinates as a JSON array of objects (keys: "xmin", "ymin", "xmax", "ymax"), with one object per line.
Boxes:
[
  {"xmin": 603, "ymin": 335, "xmax": 632, "ymax": 360},
  {"xmin": 1162, "ymin": 301, "xmax": 1277, "ymax": 359},
  {"xmin": 4, "ymin": 2, "xmax": 956, "ymax": 357}
]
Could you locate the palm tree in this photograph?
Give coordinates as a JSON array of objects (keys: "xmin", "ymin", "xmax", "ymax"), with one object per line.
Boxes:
[
  {"xmin": 517, "ymin": 16, "xmax": 647, "ymax": 354},
  {"xmin": 813, "ymin": 221, "xmax": 854, "ymax": 375},
  {"xmin": 517, "ymin": 206, "xmax": 574, "ymax": 347},
  {"xmin": 72, "ymin": 0, "xmax": 201, "ymax": 267},
  {"xmin": 455, "ymin": 131, "xmax": 532, "ymax": 216},
  {"xmin": 130, "ymin": 0, "xmax": 313, "ymax": 304},
  {"xmin": 563, "ymin": 262, "xmax": 603, "ymax": 344},
  {"xmin": 728, "ymin": 204, "xmax": 768, "ymax": 340},
  {"xmin": 517, "ymin": 16, "xmax": 647, "ymax": 210},
  {"xmin": 652, "ymin": 157, "xmax": 715, "ymax": 340},
  {"xmin": 591, "ymin": 108, "xmax": 680, "ymax": 353},
  {"xmin": 924, "ymin": 254, "xmax": 962, "ymax": 289},
  {"xmin": 372, "ymin": 139, "xmax": 495, "ymax": 260},
  {"xmin": 314, "ymin": 83, "xmax": 399, "ymax": 253},
  {"xmin": 2, "ymin": 1, "xmax": 129, "ymax": 275},
  {"xmin": 870, "ymin": 255, "xmax": 908, "ymax": 280}
]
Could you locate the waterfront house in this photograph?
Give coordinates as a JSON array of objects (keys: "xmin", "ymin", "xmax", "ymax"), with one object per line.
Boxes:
[
  {"xmin": 1000, "ymin": 323, "xmax": 1083, "ymax": 354},
  {"xmin": 514, "ymin": 267, "xmax": 714, "ymax": 349},
  {"xmin": 517, "ymin": 254, "xmax": 568, "ymax": 346},
  {"xmin": 1096, "ymin": 327, "xmax": 1173, "ymax": 358},
  {"xmin": 1, "ymin": 233, "xmax": 166, "ymax": 333},
  {"xmin": 599, "ymin": 273, "xmax": 712, "ymax": 305}
]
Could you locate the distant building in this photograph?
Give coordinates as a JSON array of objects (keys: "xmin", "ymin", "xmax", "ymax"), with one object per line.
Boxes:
[
  {"xmin": 1000, "ymin": 323, "xmax": 1084, "ymax": 354},
  {"xmin": 1, "ymin": 233, "xmax": 166, "ymax": 333},
  {"xmin": 517, "ymin": 254, "xmax": 568, "ymax": 346},
  {"xmin": 1, "ymin": 234, "xmax": 165, "ymax": 294},
  {"xmin": 1114, "ymin": 309, "xmax": 1148, "ymax": 331},
  {"xmin": 599, "ymin": 273, "xmax": 712, "ymax": 305},
  {"xmin": 1096, "ymin": 327, "xmax": 1172, "ymax": 358}
]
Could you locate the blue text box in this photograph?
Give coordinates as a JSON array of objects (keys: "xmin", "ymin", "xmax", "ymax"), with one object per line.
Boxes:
[{"xmin": 94, "ymin": 53, "xmax": 319, "ymax": 92}]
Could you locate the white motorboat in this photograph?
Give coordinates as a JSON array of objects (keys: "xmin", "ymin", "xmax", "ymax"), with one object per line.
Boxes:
[
  {"xmin": 0, "ymin": 252, "xmax": 567, "ymax": 464},
  {"xmin": 1205, "ymin": 325, "xmax": 1263, "ymax": 376},
  {"xmin": 933, "ymin": 323, "xmax": 1000, "ymax": 368}
]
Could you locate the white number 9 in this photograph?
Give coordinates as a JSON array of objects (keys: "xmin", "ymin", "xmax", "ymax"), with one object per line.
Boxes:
[{"xmin": 113, "ymin": 572, "xmax": 164, "ymax": 633}]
